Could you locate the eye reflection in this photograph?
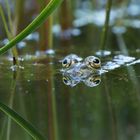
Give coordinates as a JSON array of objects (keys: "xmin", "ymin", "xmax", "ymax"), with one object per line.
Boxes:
[
  {"xmin": 83, "ymin": 75, "xmax": 101, "ymax": 87},
  {"xmin": 94, "ymin": 79, "xmax": 101, "ymax": 84},
  {"xmin": 62, "ymin": 73, "xmax": 101, "ymax": 87},
  {"xmin": 62, "ymin": 75, "xmax": 80, "ymax": 87},
  {"xmin": 62, "ymin": 76, "xmax": 70, "ymax": 85}
]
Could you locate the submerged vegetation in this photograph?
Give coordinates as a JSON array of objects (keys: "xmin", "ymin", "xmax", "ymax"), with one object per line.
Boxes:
[{"xmin": 0, "ymin": 0, "xmax": 140, "ymax": 140}]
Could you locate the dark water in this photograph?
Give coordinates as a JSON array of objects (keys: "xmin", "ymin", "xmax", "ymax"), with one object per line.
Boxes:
[{"xmin": 0, "ymin": 48, "xmax": 139, "ymax": 140}]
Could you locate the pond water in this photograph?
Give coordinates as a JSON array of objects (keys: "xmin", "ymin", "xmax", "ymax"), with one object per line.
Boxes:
[
  {"xmin": 0, "ymin": 44, "xmax": 139, "ymax": 140},
  {"xmin": 0, "ymin": 1, "xmax": 140, "ymax": 140}
]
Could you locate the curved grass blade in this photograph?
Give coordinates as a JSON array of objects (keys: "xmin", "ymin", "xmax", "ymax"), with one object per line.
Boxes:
[
  {"xmin": 0, "ymin": 0, "xmax": 63, "ymax": 55},
  {"xmin": 0, "ymin": 102, "xmax": 45, "ymax": 140}
]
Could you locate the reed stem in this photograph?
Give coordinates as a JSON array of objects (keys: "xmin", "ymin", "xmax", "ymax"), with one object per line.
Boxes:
[
  {"xmin": 14, "ymin": 0, "xmax": 25, "ymax": 34},
  {"xmin": 100, "ymin": 0, "xmax": 112, "ymax": 50},
  {"xmin": 60, "ymin": 0, "xmax": 72, "ymax": 31},
  {"xmin": 39, "ymin": 0, "xmax": 53, "ymax": 51},
  {"xmin": 0, "ymin": 4, "xmax": 18, "ymax": 65},
  {"xmin": 0, "ymin": 0, "xmax": 63, "ymax": 55}
]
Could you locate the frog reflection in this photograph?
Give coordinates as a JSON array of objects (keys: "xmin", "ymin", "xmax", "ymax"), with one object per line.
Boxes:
[{"xmin": 62, "ymin": 73, "xmax": 101, "ymax": 87}]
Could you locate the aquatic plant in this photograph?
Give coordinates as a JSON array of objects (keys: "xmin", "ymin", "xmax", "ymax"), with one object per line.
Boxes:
[
  {"xmin": 0, "ymin": 102, "xmax": 45, "ymax": 140},
  {"xmin": 38, "ymin": 0, "xmax": 53, "ymax": 51},
  {"xmin": 0, "ymin": 0, "xmax": 63, "ymax": 55},
  {"xmin": 100, "ymin": 0, "xmax": 112, "ymax": 50},
  {"xmin": 0, "ymin": 2, "xmax": 18, "ymax": 64}
]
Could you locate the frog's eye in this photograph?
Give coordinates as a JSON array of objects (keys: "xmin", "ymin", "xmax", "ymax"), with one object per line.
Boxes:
[
  {"xmin": 85, "ymin": 56, "xmax": 101, "ymax": 69},
  {"xmin": 93, "ymin": 58, "xmax": 100, "ymax": 64},
  {"xmin": 62, "ymin": 76, "xmax": 71, "ymax": 85},
  {"xmin": 62, "ymin": 58, "xmax": 71, "ymax": 68},
  {"xmin": 94, "ymin": 79, "xmax": 101, "ymax": 84}
]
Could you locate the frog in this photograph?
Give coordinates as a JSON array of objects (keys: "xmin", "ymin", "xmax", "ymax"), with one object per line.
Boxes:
[
  {"xmin": 60, "ymin": 53, "xmax": 137, "ymax": 87},
  {"xmin": 60, "ymin": 54, "xmax": 101, "ymax": 87},
  {"xmin": 61, "ymin": 55, "xmax": 101, "ymax": 77}
]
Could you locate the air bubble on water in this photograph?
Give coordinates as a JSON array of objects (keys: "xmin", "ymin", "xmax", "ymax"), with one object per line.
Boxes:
[
  {"xmin": 18, "ymin": 57, "xmax": 24, "ymax": 61},
  {"xmin": 45, "ymin": 49, "xmax": 55, "ymax": 55},
  {"xmin": 10, "ymin": 65, "xmax": 17, "ymax": 71},
  {"xmin": 19, "ymin": 66, "xmax": 24, "ymax": 70},
  {"xmin": 96, "ymin": 50, "xmax": 111, "ymax": 57},
  {"xmin": 10, "ymin": 65, "xmax": 24, "ymax": 71}
]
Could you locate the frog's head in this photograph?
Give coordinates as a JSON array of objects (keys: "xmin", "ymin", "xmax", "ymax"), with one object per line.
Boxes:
[
  {"xmin": 61, "ymin": 54, "xmax": 82, "ymax": 68},
  {"xmin": 84, "ymin": 56, "xmax": 101, "ymax": 69}
]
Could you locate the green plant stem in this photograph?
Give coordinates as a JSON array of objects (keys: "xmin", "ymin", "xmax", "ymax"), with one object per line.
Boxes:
[
  {"xmin": 60, "ymin": 0, "xmax": 72, "ymax": 30},
  {"xmin": 0, "ymin": 5, "xmax": 18, "ymax": 65},
  {"xmin": 39, "ymin": 0, "xmax": 53, "ymax": 51},
  {"xmin": 0, "ymin": 6, "xmax": 12, "ymax": 39},
  {"xmin": 5, "ymin": 0, "xmax": 13, "ymax": 34},
  {"xmin": 0, "ymin": 102, "xmax": 45, "ymax": 140},
  {"xmin": 14, "ymin": 0, "xmax": 25, "ymax": 34},
  {"xmin": 100, "ymin": 0, "xmax": 112, "ymax": 50},
  {"xmin": 48, "ymin": 16, "xmax": 53, "ymax": 49},
  {"xmin": 0, "ymin": 0, "xmax": 63, "ymax": 55}
]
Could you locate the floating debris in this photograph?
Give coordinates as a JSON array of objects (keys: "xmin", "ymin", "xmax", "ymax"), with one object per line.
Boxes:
[
  {"xmin": 126, "ymin": 59, "xmax": 140, "ymax": 66},
  {"xmin": 10, "ymin": 65, "xmax": 24, "ymax": 71},
  {"xmin": 103, "ymin": 55, "xmax": 136, "ymax": 70}
]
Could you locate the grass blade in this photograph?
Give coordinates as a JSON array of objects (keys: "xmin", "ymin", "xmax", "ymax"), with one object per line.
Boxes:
[
  {"xmin": 0, "ymin": 0, "xmax": 63, "ymax": 55},
  {"xmin": 0, "ymin": 102, "xmax": 45, "ymax": 140}
]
